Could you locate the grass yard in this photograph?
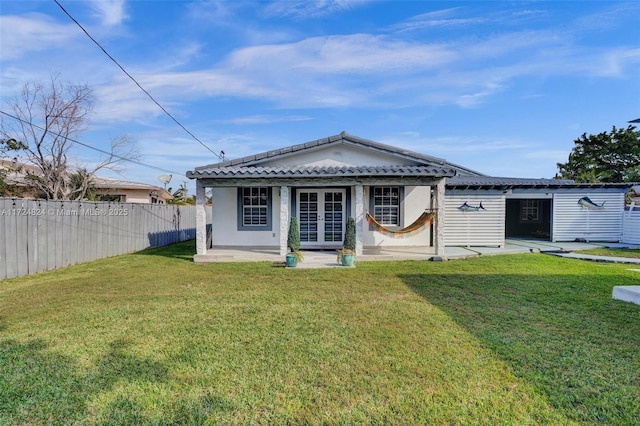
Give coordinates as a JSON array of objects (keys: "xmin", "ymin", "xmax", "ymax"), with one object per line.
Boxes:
[{"xmin": 1, "ymin": 242, "xmax": 640, "ymax": 425}]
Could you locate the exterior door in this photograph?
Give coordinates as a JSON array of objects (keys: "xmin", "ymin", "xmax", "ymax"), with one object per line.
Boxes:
[{"xmin": 298, "ymin": 189, "xmax": 345, "ymax": 248}]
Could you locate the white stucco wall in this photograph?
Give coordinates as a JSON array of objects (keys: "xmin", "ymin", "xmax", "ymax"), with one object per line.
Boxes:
[
  {"xmin": 210, "ymin": 184, "xmax": 435, "ymax": 250},
  {"xmin": 211, "ymin": 186, "xmax": 281, "ymax": 248},
  {"xmin": 265, "ymin": 144, "xmax": 420, "ymax": 168},
  {"xmin": 362, "ymin": 185, "xmax": 432, "ymax": 247},
  {"xmin": 95, "ymin": 188, "xmax": 170, "ymax": 204},
  {"xmin": 124, "ymin": 189, "xmax": 155, "ymax": 204}
]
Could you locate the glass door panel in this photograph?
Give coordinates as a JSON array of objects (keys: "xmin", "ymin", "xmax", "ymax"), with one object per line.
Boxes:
[
  {"xmin": 299, "ymin": 191, "xmax": 318, "ymax": 242},
  {"xmin": 323, "ymin": 191, "xmax": 343, "ymax": 242}
]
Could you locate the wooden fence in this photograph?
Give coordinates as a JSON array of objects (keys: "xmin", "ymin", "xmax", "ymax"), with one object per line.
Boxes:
[{"xmin": 0, "ymin": 198, "xmax": 195, "ymax": 280}]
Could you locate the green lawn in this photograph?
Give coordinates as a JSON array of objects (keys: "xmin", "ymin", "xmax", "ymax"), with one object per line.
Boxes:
[{"xmin": 1, "ymin": 242, "xmax": 639, "ymax": 425}]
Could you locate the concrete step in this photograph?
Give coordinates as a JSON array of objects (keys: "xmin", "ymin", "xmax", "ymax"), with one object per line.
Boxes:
[{"xmin": 612, "ymin": 286, "xmax": 640, "ymax": 305}]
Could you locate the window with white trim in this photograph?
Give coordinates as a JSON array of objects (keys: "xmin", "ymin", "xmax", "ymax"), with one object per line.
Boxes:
[
  {"xmin": 238, "ymin": 187, "xmax": 272, "ymax": 230},
  {"xmin": 373, "ymin": 186, "xmax": 400, "ymax": 225}
]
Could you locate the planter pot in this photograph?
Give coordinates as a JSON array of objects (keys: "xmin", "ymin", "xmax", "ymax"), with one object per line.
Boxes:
[
  {"xmin": 340, "ymin": 253, "xmax": 355, "ymax": 266},
  {"xmin": 285, "ymin": 253, "xmax": 297, "ymax": 267}
]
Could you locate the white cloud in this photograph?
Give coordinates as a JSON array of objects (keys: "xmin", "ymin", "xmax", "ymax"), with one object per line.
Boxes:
[
  {"xmin": 389, "ymin": 8, "xmax": 485, "ymax": 32},
  {"xmin": 377, "ymin": 132, "xmax": 566, "ymax": 178},
  {"xmin": 573, "ymin": 2, "xmax": 640, "ymax": 33},
  {"xmin": 84, "ymin": 24, "xmax": 639, "ymax": 121},
  {"xmin": 225, "ymin": 115, "xmax": 312, "ymax": 125},
  {"xmin": 17, "ymin": 2, "xmax": 634, "ymax": 130},
  {"xmin": 90, "ymin": 0, "xmax": 127, "ymax": 27},
  {"xmin": 595, "ymin": 48, "xmax": 640, "ymax": 78},
  {"xmin": 225, "ymin": 34, "xmax": 456, "ymax": 75},
  {"xmin": 92, "ymin": 79, "xmax": 165, "ymax": 123},
  {"xmin": 263, "ymin": 0, "xmax": 372, "ymax": 19},
  {"xmin": 380, "ymin": 134, "xmax": 529, "ymax": 157},
  {"xmin": 0, "ymin": 13, "xmax": 77, "ymax": 60},
  {"xmin": 186, "ymin": 0, "xmax": 245, "ymax": 24},
  {"xmin": 389, "ymin": 6, "xmax": 548, "ymax": 33},
  {"xmin": 454, "ymin": 81, "xmax": 507, "ymax": 108}
]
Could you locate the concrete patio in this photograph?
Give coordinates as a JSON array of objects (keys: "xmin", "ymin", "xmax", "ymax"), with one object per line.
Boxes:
[{"xmin": 193, "ymin": 238, "xmax": 639, "ymax": 268}]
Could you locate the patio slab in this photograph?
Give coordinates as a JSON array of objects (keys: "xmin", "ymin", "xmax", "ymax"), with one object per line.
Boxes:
[
  {"xmin": 192, "ymin": 239, "xmax": 636, "ymax": 268},
  {"xmin": 546, "ymin": 252, "xmax": 640, "ymax": 264},
  {"xmin": 506, "ymin": 239, "xmax": 603, "ymax": 252}
]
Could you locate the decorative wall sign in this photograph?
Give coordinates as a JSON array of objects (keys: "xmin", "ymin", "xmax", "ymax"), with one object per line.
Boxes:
[
  {"xmin": 458, "ymin": 201, "xmax": 485, "ymax": 212},
  {"xmin": 578, "ymin": 196, "xmax": 605, "ymax": 210}
]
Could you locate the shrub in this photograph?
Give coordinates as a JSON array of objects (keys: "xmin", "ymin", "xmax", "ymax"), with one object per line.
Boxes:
[
  {"xmin": 287, "ymin": 217, "xmax": 300, "ymax": 252},
  {"xmin": 343, "ymin": 217, "xmax": 356, "ymax": 251}
]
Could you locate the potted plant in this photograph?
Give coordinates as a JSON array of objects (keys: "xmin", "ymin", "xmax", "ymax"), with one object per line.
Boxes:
[
  {"xmin": 337, "ymin": 217, "xmax": 356, "ymax": 266},
  {"xmin": 285, "ymin": 217, "xmax": 304, "ymax": 267}
]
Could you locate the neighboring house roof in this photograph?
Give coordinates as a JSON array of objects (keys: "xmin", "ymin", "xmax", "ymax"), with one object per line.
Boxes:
[
  {"xmin": 93, "ymin": 177, "xmax": 172, "ymax": 199},
  {"xmin": 0, "ymin": 159, "xmax": 39, "ymax": 185},
  {"xmin": 93, "ymin": 176, "xmax": 171, "ymax": 196},
  {"xmin": 0, "ymin": 160, "xmax": 172, "ymax": 201},
  {"xmin": 188, "ymin": 131, "xmax": 483, "ymax": 179}
]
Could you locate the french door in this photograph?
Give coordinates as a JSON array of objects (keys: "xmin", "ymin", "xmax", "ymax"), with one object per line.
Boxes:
[{"xmin": 297, "ymin": 189, "xmax": 345, "ymax": 248}]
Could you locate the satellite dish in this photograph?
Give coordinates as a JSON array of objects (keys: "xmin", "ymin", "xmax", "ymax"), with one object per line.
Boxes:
[{"xmin": 158, "ymin": 174, "xmax": 172, "ymax": 189}]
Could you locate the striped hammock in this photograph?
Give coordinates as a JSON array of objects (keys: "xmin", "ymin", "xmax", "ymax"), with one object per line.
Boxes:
[{"xmin": 366, "ymin": 210, "xmax": 436, "ymax": 239}]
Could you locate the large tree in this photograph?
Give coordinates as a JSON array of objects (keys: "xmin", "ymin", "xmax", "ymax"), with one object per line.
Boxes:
[
  {"xmin": 1, "ymin": 74, "xmax": 137, "ymax": 200},
  {"xmin": 556, "ymin": 125, "xmax": 640, "ymax": 183},
  {"xmin": 0, "ymin": 137, "xmax": 27, "ymax": 196}
]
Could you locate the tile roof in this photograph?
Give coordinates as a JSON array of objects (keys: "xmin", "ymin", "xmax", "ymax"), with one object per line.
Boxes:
[
  {"xmin": 446, "ymin": 175, "xmax": 635, "ymax": 189},
  {"xmin": 187, "ymin": 165, "xmax": 457, "ymax": 179}
]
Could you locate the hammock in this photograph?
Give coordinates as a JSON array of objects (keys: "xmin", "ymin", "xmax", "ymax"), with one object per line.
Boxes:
[{"xmin": 366, "ymin": 210, "xmax": 436, "ymax": 239}]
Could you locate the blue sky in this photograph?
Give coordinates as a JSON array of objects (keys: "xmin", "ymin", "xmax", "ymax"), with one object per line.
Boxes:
[{"xmin": 1, "ymin": 1, "xmax": 639, "ymax": 193}]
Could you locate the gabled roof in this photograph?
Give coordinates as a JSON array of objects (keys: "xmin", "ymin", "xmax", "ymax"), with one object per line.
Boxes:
[{"xmin": 188, "ymin": 131, "xmax": 483, "ymax": 179}]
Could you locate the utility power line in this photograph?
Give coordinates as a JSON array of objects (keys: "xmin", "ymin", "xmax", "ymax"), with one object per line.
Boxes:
[
  {"xmin": 53, "ymin": 0, "xmax": 225, "ymax": 161},
  {"xmin": 1, "ymin": 110, "xmax": 186, "ymax": 177}
]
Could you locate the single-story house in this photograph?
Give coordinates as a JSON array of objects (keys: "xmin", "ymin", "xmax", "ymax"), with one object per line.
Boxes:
[
  {"xmin": 187, "ymin": 132, "xmax": 632, "ymax": 260},
  {"xmin": 0, "ymin": 160, "xmax": 172, "ymax": 204},
  {"xmin": 93, "ymin": 177, "xmax": 173, "ymax": 204}
]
